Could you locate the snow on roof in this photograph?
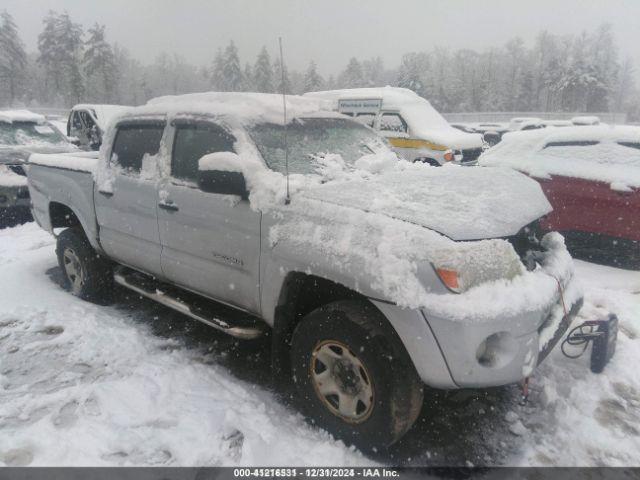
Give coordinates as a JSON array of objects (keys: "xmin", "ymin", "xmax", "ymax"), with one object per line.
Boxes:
[
  {"xmin": 305, "ymin": 86, "xmax": 424, "ymax": 106},
  {"xmin": 0, "ymin": 110, "xmax": 45, "ymax": 124},
  {"xmin": 479, "ymin": 125, "xmax": 640, "ymax": 189},
  {"xmin": 114, "ymin": 92, "xmax": 335, "ymax": 126},
  {"xmin": 571, "ymin": 115, "xmax": 600, "ymax": 125}
]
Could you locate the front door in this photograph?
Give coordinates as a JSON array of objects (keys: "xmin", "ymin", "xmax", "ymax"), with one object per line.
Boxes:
[
  {"xmin": 157, "ymin": 120, "xmax": 262, "ymax": 314},
  {"xmin": 95, "ymin": 121, "xmax": 165, "ymax": 277}
]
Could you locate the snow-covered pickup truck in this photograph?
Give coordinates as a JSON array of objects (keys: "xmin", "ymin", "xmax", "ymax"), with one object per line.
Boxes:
[{"xmin": 27, "ymin": 92, "xmax": 582, "ymax": 450}]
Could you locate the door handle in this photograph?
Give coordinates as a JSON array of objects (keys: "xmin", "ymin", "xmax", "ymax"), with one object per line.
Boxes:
[
  {"xmin": 98, "ymin": 189, "xmax": 114, "ymax": 197},
  {"xmin": 158, "ymin": 200, "xmax": 179, "ymax": 212}
]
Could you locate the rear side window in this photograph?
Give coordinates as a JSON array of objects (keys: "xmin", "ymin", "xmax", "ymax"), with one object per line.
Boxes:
[
  {"xmin": 380, "ymin": 113, "xmax": 407, "ymax": 133},
  {"xmin": 171, "ymin": 122, "xmax": 236, "ymax": 182},
  {"xmin": 111, "ymin": 124, "xmax": 165, "ymax": 173}
]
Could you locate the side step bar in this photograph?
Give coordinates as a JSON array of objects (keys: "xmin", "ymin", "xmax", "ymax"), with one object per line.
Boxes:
[{"xmin": 114, "ymin": 267, "xmax": 267, "ymax": 340}]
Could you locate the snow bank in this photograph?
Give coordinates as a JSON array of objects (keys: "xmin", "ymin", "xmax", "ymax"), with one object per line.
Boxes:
[
  {"xmin": 0, "ymin": 223, "xmax": 370, "ymax": 467},
  {"xmin": 479, "ymin": 125, "xmax": 640, "ymax": 189},
  {"xmin": 0, "ymin": 110, "xmax": 45, "ymax": 124}
]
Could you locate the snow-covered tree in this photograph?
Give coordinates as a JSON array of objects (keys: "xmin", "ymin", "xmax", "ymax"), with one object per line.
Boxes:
[
  {"xmin": 0, "ymin": 10, "xmax": 27, "ymax": 105},
  {"xmin": 83, "ymin": 23, "xmax": 116, "ymax": 102},
  {"xmin": 253, "ymin": 46, "xmax": 273, "ymax": 93},
  {"xmin": 303, "ymin": 60, "xmax": 323, "ymax": 92},
  {"xmin": 37, "ymin": 11, "xmax": 84, "ymax": 106},
  {"xmin": 338, "ymin": 57, "xmax": 364, "ymax": 88},
  {"xmin": 273, "ymin": 57, "xmax": 291, "ymax": 94},
  {"xmin": 218, "ymin": 40, "xmax": 243, "ymax": 92}
]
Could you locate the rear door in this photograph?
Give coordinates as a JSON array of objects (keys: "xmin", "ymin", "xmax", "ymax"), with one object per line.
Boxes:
[
  {"xmin": 157, "ymin": 120, "xmax": 262, "ymax": 313},
  {"xmin": 95, "ymin": 120, "xmax": 165, "ymax": 276}
]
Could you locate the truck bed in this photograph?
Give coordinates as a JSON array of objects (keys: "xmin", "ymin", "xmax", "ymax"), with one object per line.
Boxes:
[{"xmin": 27, "ymin": 151, "xmax": 100, "ymax": 248}]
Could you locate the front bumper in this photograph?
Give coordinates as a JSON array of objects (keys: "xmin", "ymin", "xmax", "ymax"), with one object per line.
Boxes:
[{"xmin": 423, "ymin": 288, "xmax": 583, "ymax": 388}]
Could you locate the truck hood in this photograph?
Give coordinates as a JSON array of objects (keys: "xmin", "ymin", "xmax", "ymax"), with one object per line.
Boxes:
[
  {"xmin": 413, "ymin": 127, "xmax": 484, "ymax": 150},
  {"xmin": 300, "ymin": 166, "xmax": 552, "ymax": 241},
  {"xmin": 0, "ymin": 145, "xmax": 77, "ymax": 165}
]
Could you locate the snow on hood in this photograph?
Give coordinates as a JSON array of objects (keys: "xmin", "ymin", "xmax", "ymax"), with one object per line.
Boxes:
[
  {"xmin": 479, "ymin": 125, "xmax": 640, "ymax": 190},
  {"xmin": 0, "ymin": 110, "xmax": 45, "ymax": 124},
  {"xmin": 411, "ymin": 124, "xmax": 483, "ymax": 150},
  {"xmin": 301, "ymin": 163, "xmax": 551, "ymax": 241}
]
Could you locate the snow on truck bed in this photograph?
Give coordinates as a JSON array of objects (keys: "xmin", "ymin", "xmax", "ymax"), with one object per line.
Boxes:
[
  {"xmin": 28, "ymin": 151, "xmax": 99, "ymax": 174},
  {"xmin": 479, "ymin": 125, "xmax": 640, "ymax": 190}
]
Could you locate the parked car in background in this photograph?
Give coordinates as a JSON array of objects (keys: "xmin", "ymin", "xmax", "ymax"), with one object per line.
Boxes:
[
  {"xmin": 479, "ymin": 125, "xmax": 640, "ymax": 265},
  {"xmin": 508, "ymin": 117, "xmax": 543, "ymax": 131},
  {"xmin": 0, "ymin": 110, "xmax": 77, "ymax": 222},
  {"xmin": 571, "ymin": 115, "xmax": 601, "ymax": 126},
  {"xmin": 305, "ymin": 87, "xmax": 484, "ymax": 166},
  {"xmin": 27, "ymin": 92, "xmax": 581, "ymax": 450},
  {"xmin": 541, "ymin": 119, "xmax": 573, "ymax": 128},
  {"xmin": 67, "ymin": 104, "xmax": 130, "ymax": 150}
]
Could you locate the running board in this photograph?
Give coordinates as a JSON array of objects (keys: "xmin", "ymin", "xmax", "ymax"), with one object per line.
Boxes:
[{"xmin": 113, "ymin": 267, "xmax": 267, "ymax": 340}]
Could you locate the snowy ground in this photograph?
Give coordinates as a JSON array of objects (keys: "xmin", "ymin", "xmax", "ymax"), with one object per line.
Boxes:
[{"xmin": 0, "ymin": 222, "xmax": 638, "ymax": 467}]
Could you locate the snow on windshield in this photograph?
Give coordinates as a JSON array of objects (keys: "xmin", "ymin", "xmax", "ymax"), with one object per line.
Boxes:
[
  {"xmin": 0, "ymin": 122, "xmax": 69, "ymax": 147},
  {"xmin": 248, "ymin": 117, "xmax": 386, "ymax": 174}
]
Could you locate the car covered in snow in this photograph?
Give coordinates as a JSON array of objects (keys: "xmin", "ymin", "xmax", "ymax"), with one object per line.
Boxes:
[
  {"xmin": 479, "ymin": 125, "xmax": 640, "ymax": 260},
  {"xmin": 67, "ymin": 104, "xmax": 130, "ymax": 150},
  {"xmin": 304, "ymin": 87, "xmax": 484, "ymax": 166},
  {"xmin": 27, "ymin": 92, "xmax": 582, "ymax": 450},
  {"xmin": 0, "ymin": 110, "xmax": 76, "ymax": 221}
]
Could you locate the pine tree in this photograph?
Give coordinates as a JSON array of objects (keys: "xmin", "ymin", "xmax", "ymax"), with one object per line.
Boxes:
[
  {"xmin": 253, "ymin": 46, "xmax": 273, "ymax": 93},
  {"xmin": 0, "ymin": 10, "xmax": 27, "ymax": 105},
  {"xmin": 37, "ymin": 11, "xmax": 84, "ymax": 106},
  {"xmin": 303, "ymin": 60, "xmax": 323, "ymax": 92},
  {"xmin": 338, "ymin": 57, "xmax": 364, "ymax": 88},
  {"xmin": 219, "ymin": 40, "xmax": 243, "ymax": 92},
  {"xmin": 273, "ymin": 57, "xmax": 291, "ymax": 94},
  {"xmin": 210, "ymin": 48, "xmax": 224, "ymax": 89},
  {"xmin": 84, "ymin": 23, "xmax": 116, "ymax": 102},
  {"xmin": 243, "ymin": 62, "xmax": 253, "ymax": 91}
]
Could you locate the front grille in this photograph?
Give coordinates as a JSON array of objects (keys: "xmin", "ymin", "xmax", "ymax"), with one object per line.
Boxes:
[
  {"xmin": 506, "ymin": 221, "xmax": 544, "ymax": 270},
  {"xmin": 461, "ymin": 148, "xmax": 482, "ymax": 163}
]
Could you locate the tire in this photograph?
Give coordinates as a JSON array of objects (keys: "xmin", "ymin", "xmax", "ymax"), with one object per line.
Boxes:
[
  {"xmin": 413, "ymin": 157, "xmax": 441, "ymax": 167},
  {"xmin": 290, "ymin": 300, "xmax": 423, "ymax": 451},
  {"xmin": 56, "ymin": 227, "xmax": 113, "ymax": 302}
]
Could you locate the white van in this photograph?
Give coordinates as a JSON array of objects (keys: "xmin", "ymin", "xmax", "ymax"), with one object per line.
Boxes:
[{"xmin": 305, "ymin": 87, "xmax": 484, "ymax": 166}]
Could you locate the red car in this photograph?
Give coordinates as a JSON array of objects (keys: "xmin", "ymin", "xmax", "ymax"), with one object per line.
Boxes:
[{"xmin": 479, "ymin": 125, "xmax": 640, "ymax": 263}]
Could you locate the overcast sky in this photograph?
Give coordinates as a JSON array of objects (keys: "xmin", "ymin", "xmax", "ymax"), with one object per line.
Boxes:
[{"xmin": 4, "ymin": 0, "xmax": 640, "ymax": 76}]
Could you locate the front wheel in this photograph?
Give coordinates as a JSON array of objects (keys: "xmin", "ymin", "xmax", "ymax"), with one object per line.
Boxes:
[
  {"xmin": 290, "ymin": 300, "xmax": 423, "ymax": 451},
  {"xmin": 56, "ymin": 227, "xmax": 113, "ymax": 302}
]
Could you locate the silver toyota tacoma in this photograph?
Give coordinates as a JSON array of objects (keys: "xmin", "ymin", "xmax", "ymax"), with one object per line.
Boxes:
[{"xmin": 26, "ymin": 92, "xmax": 582, "ymax": 450}]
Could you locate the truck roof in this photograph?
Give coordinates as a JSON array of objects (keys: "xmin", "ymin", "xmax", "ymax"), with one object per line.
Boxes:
[
  {"xmin": 116, "ymin": 92, "xmax": 337, "ymax": 126},
  {"xmin": 0, "ymin": 110, "xmax": 46, "ymax": 124}
]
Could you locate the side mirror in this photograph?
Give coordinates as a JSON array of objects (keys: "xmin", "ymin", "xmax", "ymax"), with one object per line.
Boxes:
[{"xmin": 198, "ymin": 152, "xmax": 249, "ymax": 199}]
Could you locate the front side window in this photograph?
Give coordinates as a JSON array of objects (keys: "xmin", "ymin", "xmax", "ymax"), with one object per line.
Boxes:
[
  {"xmin": 171, "ymin": 122, "xmax": 236, "ymax": 182},
  {"xmin": 380, "ymin": 113, "xmax": 407, "ymax": 133},
  {"xmin": 79, "ymin": 111, "xmax": 96, "ymax": 130},
  {"xmin": 111, "ymin": 123, "xmax": 165, "ymax": 173}
]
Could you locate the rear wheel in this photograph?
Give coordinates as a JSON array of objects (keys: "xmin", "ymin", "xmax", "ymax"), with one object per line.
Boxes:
[
  {"xmin": 56, "ymin": 227, "xmax": 113, "ymax": 302},
  {"xmin": 290, "ymin": 300, "xmax": 423, "ymax": 451}
]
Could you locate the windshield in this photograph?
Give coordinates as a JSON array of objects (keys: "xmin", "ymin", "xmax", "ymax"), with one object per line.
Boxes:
[
  {"xmin": 249, "ymin": 117, "xmax": 386, "ymax": 174},
  {"xmin": 0, "ymin": 121, "xmax": 68, "ymax": 147}
]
